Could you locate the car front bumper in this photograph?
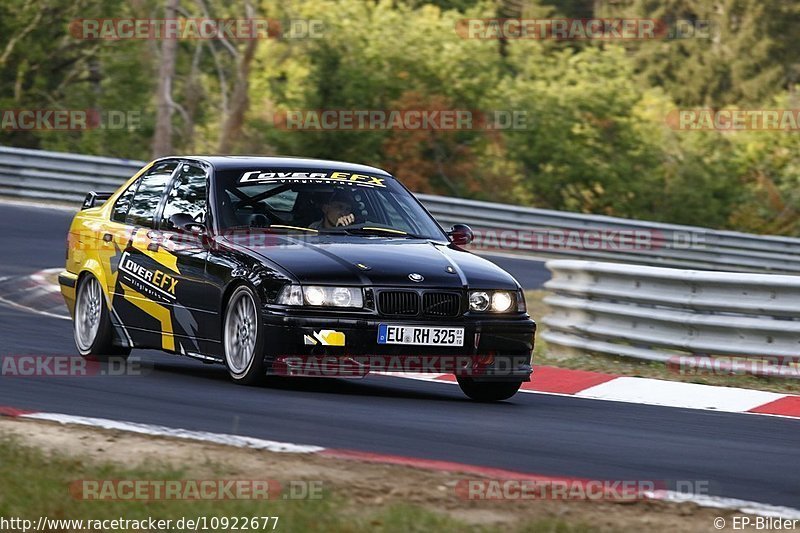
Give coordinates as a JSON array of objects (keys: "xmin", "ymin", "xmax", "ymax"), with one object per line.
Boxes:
[{"xmin": 261, "ymin": 312, "xmax": 536, "ymax": 380}]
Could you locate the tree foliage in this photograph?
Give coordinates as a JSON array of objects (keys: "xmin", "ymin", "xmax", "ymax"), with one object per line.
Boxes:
[{"xmin": 1, "ymin": 0, "xmax": 799, "ymax": 235}]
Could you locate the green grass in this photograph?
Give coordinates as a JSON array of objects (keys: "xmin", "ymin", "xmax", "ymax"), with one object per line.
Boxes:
[
  {"xmin": 526, "ymin": 290, "xmax": 800, "ymax": 395},
  {"xmin": 0, "ymin": 435, "xmax": 588, "ymax": 533}
]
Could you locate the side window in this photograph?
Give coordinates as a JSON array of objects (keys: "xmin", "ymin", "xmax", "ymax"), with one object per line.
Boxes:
[
  {"xmin": 125, "ymin": 162, "xmax": 177, "ymax": 228},
  {"xmin": 111, "ymin": 179, "xmax": 139, "ymax": 223},
  {"xmin": 160, "ymin": 164, "xmax": 208, "ymax": 230}
]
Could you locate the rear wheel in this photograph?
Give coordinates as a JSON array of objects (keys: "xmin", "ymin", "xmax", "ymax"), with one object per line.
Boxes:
[
  {"xmin": 74, "ymin": 274, "xmax": 129, "ymax": 361},
  {"xmin": 223, "ymin": 285, "xmax": 266, "ymax": 385},
  {"xmin": 456, "ymin": 377, "xmax": 522, "ymax": 402}
]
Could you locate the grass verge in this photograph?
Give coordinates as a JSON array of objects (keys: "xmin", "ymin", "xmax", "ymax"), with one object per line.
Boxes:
[
  {"xmin": 0, "ymin": 417, "xmax": 750, "ymax": 533},
  {"xmin": 0, "ymin": 430, "xmax": 585, "ymax": 533}
]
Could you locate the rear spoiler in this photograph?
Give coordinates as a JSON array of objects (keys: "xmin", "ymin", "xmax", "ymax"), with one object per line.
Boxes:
[{"xmin": 81, "ymin": 191, "xmax": 114, "ymax": 210}]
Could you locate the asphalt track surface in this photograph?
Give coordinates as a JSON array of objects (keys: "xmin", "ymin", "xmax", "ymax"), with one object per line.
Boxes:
[{"xmin": 0, "ymin": 202, "xmax": 798, "ymax": 509}]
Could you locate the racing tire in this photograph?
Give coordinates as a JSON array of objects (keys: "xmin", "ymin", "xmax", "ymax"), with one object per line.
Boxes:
[
  {"xmin": 456, "ymin": 377, "xmax": 522, "ymax": 402},
  {"xmin": 223, "ymin": 285, "xmax": 267, "ymax": 385},
  {"xmin": 74, "ymin": 274, "xmax": 130, "ymax": 361}
]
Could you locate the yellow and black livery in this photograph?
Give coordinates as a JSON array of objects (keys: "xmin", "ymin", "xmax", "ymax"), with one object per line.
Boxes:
[{"xmin": 60, "ymin": 156, "xmax": 536, "ymax": 401}]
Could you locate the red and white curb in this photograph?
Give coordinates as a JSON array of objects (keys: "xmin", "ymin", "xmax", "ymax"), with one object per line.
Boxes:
[
  {"xmin": 384, "ymin": 366, "xmax": 800, "ymax": 419},
  {"xmin": 0, "ymin": 267, "xmax": 68, "ymax": 320},
  {"xmin": 1, "ymin": 406, "xmax": 799, "ymax": 519}
]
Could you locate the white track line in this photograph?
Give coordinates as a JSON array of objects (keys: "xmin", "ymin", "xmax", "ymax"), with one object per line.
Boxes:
[
  {"xmin": 0, "ymin": 294, "xmax": 69, "ymax": 320},
  {"xmin": 25, "ymin": 412, "xmax": 324, "ymax": 454},
  {"xmin": 648, "ymin": 491, "xmax": 800, "ymax": 520}
]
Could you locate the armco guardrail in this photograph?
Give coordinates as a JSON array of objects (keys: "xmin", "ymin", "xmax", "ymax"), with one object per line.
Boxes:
[
  {"xmin": 542, "ymin": 260, "xmax": 800, "ymax": 376},
  {"xmin": 421, "ymin": 194, "xmax": 800, "ymax": 273},
  {"xmin": 0, "ymin": 146, "xmax": 142, "ymax": 204},
  {"xmin": 3, "ymin": 145, "xmax": 800, "ymax": 273}
]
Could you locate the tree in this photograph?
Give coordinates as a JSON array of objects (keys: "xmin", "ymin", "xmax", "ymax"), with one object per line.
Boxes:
[
  {"xmin": 152, "ymin": 0, "xmax": 179, "ymax": 158},
  {"xmin": 596, "ymin": 0, "xmax": 800, "ymax": 107}
]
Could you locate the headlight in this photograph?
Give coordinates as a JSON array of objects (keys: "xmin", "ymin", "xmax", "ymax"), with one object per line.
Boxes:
[
  {"xmin": 277, "ymin": 284, "xmax": 363, "ymax": 308},
  {"xmin": 469, "ymin": 290, "xmax": 516, "ymax": 313},
  {"xmin": 331, "ymin": 287, "xmax": 353, "ymax": 306},
  {"xmin": 492, "ymin": 291, "xmax": 513, "ymax": 312},
  {"xmin": 305, "ymin": 286, "xmax": 326, "ymax": 306},
  {"xmin": 469, "ymin": 291, "xmax": 490, "ymax": 312},
  {"xmin": 276, "ymin": 284, "xmax": 303, "ymax": 306}
]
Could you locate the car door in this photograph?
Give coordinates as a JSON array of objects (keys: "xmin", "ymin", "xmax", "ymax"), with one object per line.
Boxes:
[
  {"xmin": 111, "ymin": 161, "xmax": 179, "ymax": 349},
  {"xmin": 150, "ymin": 162, "xmax": 216, "ymax": 357}
]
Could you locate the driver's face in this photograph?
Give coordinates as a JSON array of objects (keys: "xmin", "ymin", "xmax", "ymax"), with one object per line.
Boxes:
[{"xmin": 323, "ymin": 200, "xmax": 352, "ymax": 220}]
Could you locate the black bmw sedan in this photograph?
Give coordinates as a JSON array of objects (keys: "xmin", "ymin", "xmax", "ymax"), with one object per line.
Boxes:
[{"xmin": 60, "ymin": 156, "xmax": 535, "ymax": 401}]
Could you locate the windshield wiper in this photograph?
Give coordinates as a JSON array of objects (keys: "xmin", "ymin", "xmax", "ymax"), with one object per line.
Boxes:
[
  {"xmin": 321, "ymin": 226, "xmax": 426, "ymax": 239},
  {"xmin": 268, "ymin": 224, "xmax": 318, "ymax": 233},
  {"xmin": 223, "ymin": 224, "xmax": 317, "ymax": 233}
]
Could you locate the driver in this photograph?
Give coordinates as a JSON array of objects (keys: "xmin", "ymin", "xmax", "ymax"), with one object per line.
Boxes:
[{"xmin": 310, "ymin": 189, "xmax": 356, "ymax": 229}]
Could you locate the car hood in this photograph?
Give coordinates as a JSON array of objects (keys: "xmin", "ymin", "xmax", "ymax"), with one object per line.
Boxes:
[{"xmin": 224, "ymin": 234, "xmax": 520, "ymax": 289}]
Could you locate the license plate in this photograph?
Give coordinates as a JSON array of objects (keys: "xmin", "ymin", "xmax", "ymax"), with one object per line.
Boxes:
[{"xmin": 377, "ymin": 324, "xmax": 464, "ymax": 346}]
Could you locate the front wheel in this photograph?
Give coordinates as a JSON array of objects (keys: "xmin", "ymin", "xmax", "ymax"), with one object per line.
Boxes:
[
  {"xmin": 456, "ymin": 377, "xmax": 522, "ymax": 402},
  {"xmin": 74, "ymin": 274, "xmax": 130, "ymax": 361},
  {"xmin": 223, "ymin": 285, "xmax": 266, "ymax": 385}
]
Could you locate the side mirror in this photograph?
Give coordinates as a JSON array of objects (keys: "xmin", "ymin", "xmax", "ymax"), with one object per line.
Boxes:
[
  {"xmin": 168, "ymin": 213, "xmax": 205, "ymax": 234},
  {"xmin": 447, "ymin": 224, "xmax": 473, "ymax": 246}
]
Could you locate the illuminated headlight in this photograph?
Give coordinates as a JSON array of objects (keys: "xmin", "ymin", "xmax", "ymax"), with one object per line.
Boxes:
[
  {"xmin": 469, "ymin": 290, "xmax": 516, "ymax": 313},
  {"xmin": 305, "ymin": 286, "xmax": 326, "ymax": 306},
  {"xmin": 277, "ymin": 284, "xmax": 363, "ymax": 308},
  {"xmin": 492, "ymin": 291, "xmax": 513, "ymax": 312}
]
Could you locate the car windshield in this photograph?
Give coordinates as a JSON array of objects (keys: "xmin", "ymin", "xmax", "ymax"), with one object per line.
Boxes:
[{"xmin": 213, "ymin": 168, "xmax": 447, "ymax": 240}]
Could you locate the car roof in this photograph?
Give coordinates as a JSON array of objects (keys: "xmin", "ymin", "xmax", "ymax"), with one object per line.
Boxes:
[{"xmin": 159, "ymin": 155, "xmax": 394, "ymax": 177}]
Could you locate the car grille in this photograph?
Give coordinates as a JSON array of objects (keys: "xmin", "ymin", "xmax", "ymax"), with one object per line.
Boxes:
[
  {"xmin": 422, "ymin": 292, "xmax": 461, "ymax": 317},
  {"xmin": 378, "ymin": 291, "xmax": 461, "ymax": 317},
  {"xmin": 378, "ymin": 291, "xmax": 419, "ymax": 316}
]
